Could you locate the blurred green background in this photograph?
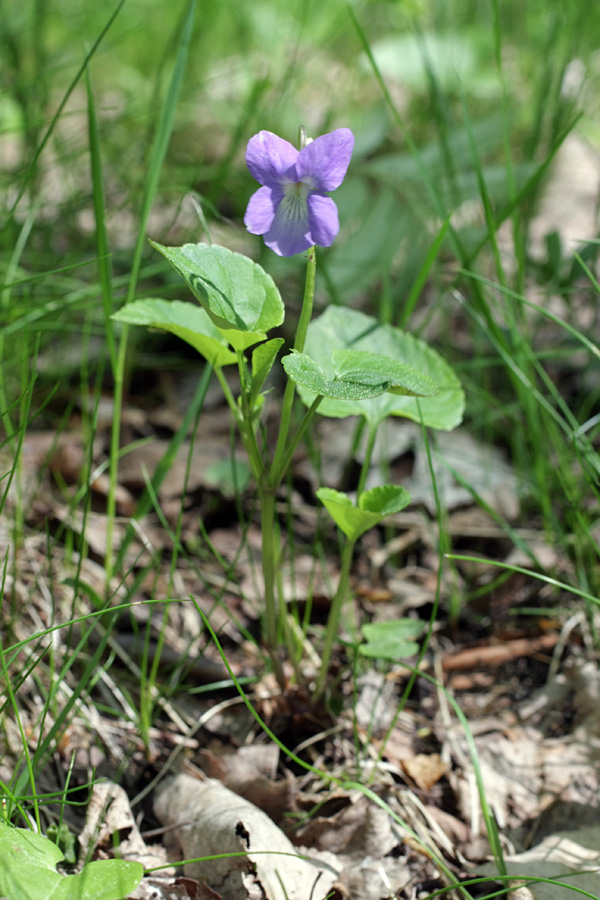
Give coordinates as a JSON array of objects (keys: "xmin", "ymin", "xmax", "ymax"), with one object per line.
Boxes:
[{"xmin": 3, "ymin": 0, "xmax": 598, "ymax": 302}]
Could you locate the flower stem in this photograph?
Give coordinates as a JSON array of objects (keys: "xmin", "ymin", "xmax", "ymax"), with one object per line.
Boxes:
[
  {"xmin": 314, "ymin": 536, "xmax": 356, "ymax": 700},
  {"xmin": 105, "ymin": 322, "xmax": 129, "ymax": 584},
  {"xmin": 215, "ymin": 365, "xmax": 263, "ymax": 482},
  {"xmin": 260, "ymin": 487, "xmax": 284, "ymax": 686},
  {"xmin": 260, "ymin": 248, "xmax": 317, "ymax": 687},
  {"xmin": 269, "ymin": 247, "xmax": 316, "ymax": 490},
  {"xmin": 271, "ymin": 394, "xmax": 323, "ymax": 489},
  {"xmin": 356, "ymin": 422, "xmax": 377, "ymax": 497}
]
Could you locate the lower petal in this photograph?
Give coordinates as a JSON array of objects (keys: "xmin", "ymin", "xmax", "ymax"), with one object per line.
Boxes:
[
  {"xmin": 307, "ymin": 193, "xmax": 339, "ymax": 247},
  {"xmin": 244, "ymin": 185, "xmax": 281, "ymax": 235},
  {"xmin": 263, "ymin": 192, "xmax": 313, "ymax": 257}
]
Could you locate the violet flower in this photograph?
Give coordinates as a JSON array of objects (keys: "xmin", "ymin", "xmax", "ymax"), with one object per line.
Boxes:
[{"xmin": 244, "ymin": 128, "xmax": 354, "ymax": 257}]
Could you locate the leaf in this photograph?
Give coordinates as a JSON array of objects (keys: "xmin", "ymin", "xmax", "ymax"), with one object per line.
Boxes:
[
  {"xmin": 151, "ymin": 241, "xmax": 284, "ymax": 351},
  {"xmin": 297, "ymin": 306, "xmax": 465, "ymax": 430},
  {"xmin": 112, "ymin": 298, "xmax": 237, "ymax": 367},
  {"xmin": 360, "ymin": 617, "xmax": 425, "ymax": 661},
  {"xmin": 362, "ymin": 618, "xmax": 425, "ymax": 642},
  {"xmin": 359, "ymin": 639, "xmax": 421, "ymax": 659},
  {"xmin": 282, "ymin": 352, "xmax": 390, "ymax": 401},
  {"xmin": 316, "ymin": 484, "xmax": 411, "ymax": 542},
  {"xmin": 317, "ymin": 487, "xmax": 382, "ymax": 541},
  {"xmin": 250, "ymin": 337, "xmax": 284, "ymax": 406},
  {"xmin": 333, "ymin": 349, "xmax": 439, "ymax": 397},
  {"xmin": 154, "ymin": 775, "xmax": 337, "ymax": 900},
  {"xmin": 0, "ymin": 821, "xmax": 143, "ymax": 900},
  {"xmin": 359, "ymin": 484, "xmax": 412, "ymax": 517},
  {"xmin": 204, "ymin": 458, "xmax": 252, "ymax": 497}
]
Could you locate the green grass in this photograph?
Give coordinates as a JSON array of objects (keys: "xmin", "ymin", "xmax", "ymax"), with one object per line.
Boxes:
[{"xmin": 1, "ymin": 0, "xmax": 600, "ymax": 897}]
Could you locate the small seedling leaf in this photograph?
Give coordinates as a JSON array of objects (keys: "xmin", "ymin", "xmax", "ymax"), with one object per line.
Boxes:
[
  {"xmin": 0, "ymin": 821, "xmax": 143, "ymax": 900},
  {"xmin": 360, "ymin": 618, "xmax": 425, "ymax": 660},
  {"xmin": 362, "ymin": 618, "xmax": 425, "ymax": 642},
  {"xmin": 359, "ymin": 484, "xmax": 412, "ymax": 517},
  {"xmin": 204, "ymin": 458, "xmax": 252, "ymax": 497},
  {"xmin": 359, "ymin": 638, "xmax": 420, "ymax": 659},
  {"xmin": 151, "ymin": 241, "xmax": 284, "ymax": 351},
  {"xmin": 317, "ymin": 483, "xmax": 411, "ymax": 541},
  {"xmin": 316, "ymin": 487, "xmax": 382, "ymax": 541},
  {"xmin": 112, "ymin": 298, "xmax": 237, "ymax": 366}
]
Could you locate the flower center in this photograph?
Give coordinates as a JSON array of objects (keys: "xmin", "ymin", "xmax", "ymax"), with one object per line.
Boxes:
[
  {"xmin": 285, "ymin": 180, "xmax": 310, "ymax": 199},
  {"xmin": 280, "ymin": 181, "xmax": 311, "ymax": 223}
]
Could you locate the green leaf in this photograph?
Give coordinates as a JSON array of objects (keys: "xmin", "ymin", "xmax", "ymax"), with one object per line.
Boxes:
[
  {"xmin": 298, "ymin": 307, "xmax": 465, "ymax": 430},
  {"xmin": 316, "ymin": 483, "xmax": 411, "ymax": 542},
  {"xmin": 333, "ymin": 350, "xmax": 439, "ymax": 397},
  {"xmin": 282, "ymin": 352, "xmax": 390, "ymax": 401},
  {"xmin": 112, "ymin": 298, "xmax": 237, "ymax": 367},
  {"xmin": 359, "ymin": 637, "xmax": 421, "ymax": 659},
  {"xmin": 362, "ymin": 618, "xmax": 425, "ymax": 642},
  {"xmin": 359, "ymin": 484, "xmax": 412, "ymax": 517},
  {"xmin": 0, "ymin": 821, "xmax": 143, "ymax": 900},
  {"xmin": 46, "ymin": 823, "xmax": 77, "ymax": 866},
  {"xmin": 204, "ymin": 458, "xmax": 252, "ymax": 497},
  {"xmin": 317, "ymin": 487, "xmax": 382, "ymax": 541},
  {"xmin": 250, "ymin": 337, "xmax": 284, "ymax": 406},
  {"xmin": 360, "ymin": 617, "xmax": 425, "ymax": 660},
  {"xmin": 151, "ymin": 241, "xmax": 284, "ymax": 351}
]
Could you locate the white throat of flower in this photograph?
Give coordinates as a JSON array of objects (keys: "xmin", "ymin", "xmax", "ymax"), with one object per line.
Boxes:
[{"xmin": 280, "ymin": 180, "xmax": 312, "ymax": 222}]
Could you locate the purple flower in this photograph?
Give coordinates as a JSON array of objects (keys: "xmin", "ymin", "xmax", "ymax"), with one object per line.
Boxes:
[{"xmin": 243, "ymin": 128, "xmax": 354, "ymax": 257}]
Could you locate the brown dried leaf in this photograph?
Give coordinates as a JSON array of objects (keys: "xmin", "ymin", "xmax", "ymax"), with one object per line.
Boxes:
[
  {"xmin": 197, "ymin": 744, "xmax": 294, "ymax": 824},
  {"xmin": 401, "ymin": 754, "xmax": 449, "ymax": 791}
]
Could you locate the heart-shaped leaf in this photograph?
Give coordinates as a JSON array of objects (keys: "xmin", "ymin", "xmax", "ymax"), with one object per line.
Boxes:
[
  {"xmin": 112, "ymin": 298, "xmax": 237, "ymax": 367},
  {"xmin": 151, "ymin": 241, "xmax": 284, "ymax": 351},
  {"xmin": 360, "ymin": 618, "xmax": 425, "ymax": 660},
  {"xmin": 358, "ymin": 483, "xmax": 412, "ymax": 517},
  {"xmin": 333, "ymin": 350, "xmax": 439, "ymax": 397},
  {"xmin": 317, "ymin": 483, "xmax": 411, "ymax": 542},
  {"xmin": 0, "ymin": 821, "xmax": 143, "ymax": 900},
  {"xmin": 298, "ymin": 307, "xmax": 465, "ymax": 430},
  {"xmin": 317, "ymin": 487, "xmax": 382, "ymax": 542},
  {"xmin": 282, "ymin": 352, "xmax": 391, "ymax": 401}
]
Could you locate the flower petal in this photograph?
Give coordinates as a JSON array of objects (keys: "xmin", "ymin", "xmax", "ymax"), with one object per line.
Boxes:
[
  {"xmin": 244, "ymin": 185, "xmax": 282, "ymax": 235},
  {"xmin": 263, "ymin": 192, "xmax": 312, "ymax": 257},
  {"xmin": 307, "ymin": 193, "xmax": 339, "ymax": 247},
  {"xmin": 245, "ymin": 131, "xmax": 298, "ymax": 187},
  {"xmin": 296, "ymin": 128, "xmax": 354, "ymax": 192}
]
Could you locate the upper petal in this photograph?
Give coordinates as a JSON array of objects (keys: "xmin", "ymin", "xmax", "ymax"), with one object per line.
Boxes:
[
  {"xmin": 244, "ymin": 185, "xmax": 282, "ymax": 235},
  {"xmin": 307, "ymin": 193, "xmax": 339, "ymax": 247},
  {"xmin": 245, "ymin": 131, "xmax": 299, "ymax": 187},
  {"xmin": 296, "ymin": 128, "xmax": 354, "ymax": 192}
]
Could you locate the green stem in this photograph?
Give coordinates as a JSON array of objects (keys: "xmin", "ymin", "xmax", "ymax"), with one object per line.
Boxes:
[
  {"xmin": 356, "ymin": 422, "xmax": 377, "ymax": 497},
  {"xmin": 269, "ymin": 247, "xmax": 316, "ymax": 488},
  {"xmin": 105, "ymin": 322, "xmax": 129, "ymax": 583},
  {"xmin": 271, "ymin": 394, "xmax": 323, "ymax": 489},
  {"xmin": 258, "ymin": 248, "xmax": 318, "ymax": 688},
  {"xmin": 215, "ymin": 366, "xmax": 263, "ymax": 482},
  {"xmin": 314, "ymin": 537, "xmax": 356, "ymax": 699},
  {"xmin": 294, "ymin": 246, "xmax": 317, "ymax": 353},
  {"xmin": 260, "ymin": 488, "xmax": 284, "ymax": 685},
  {"xmin": 238, "ymin": 350, "xmax": 265, "ymax": 482}
]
